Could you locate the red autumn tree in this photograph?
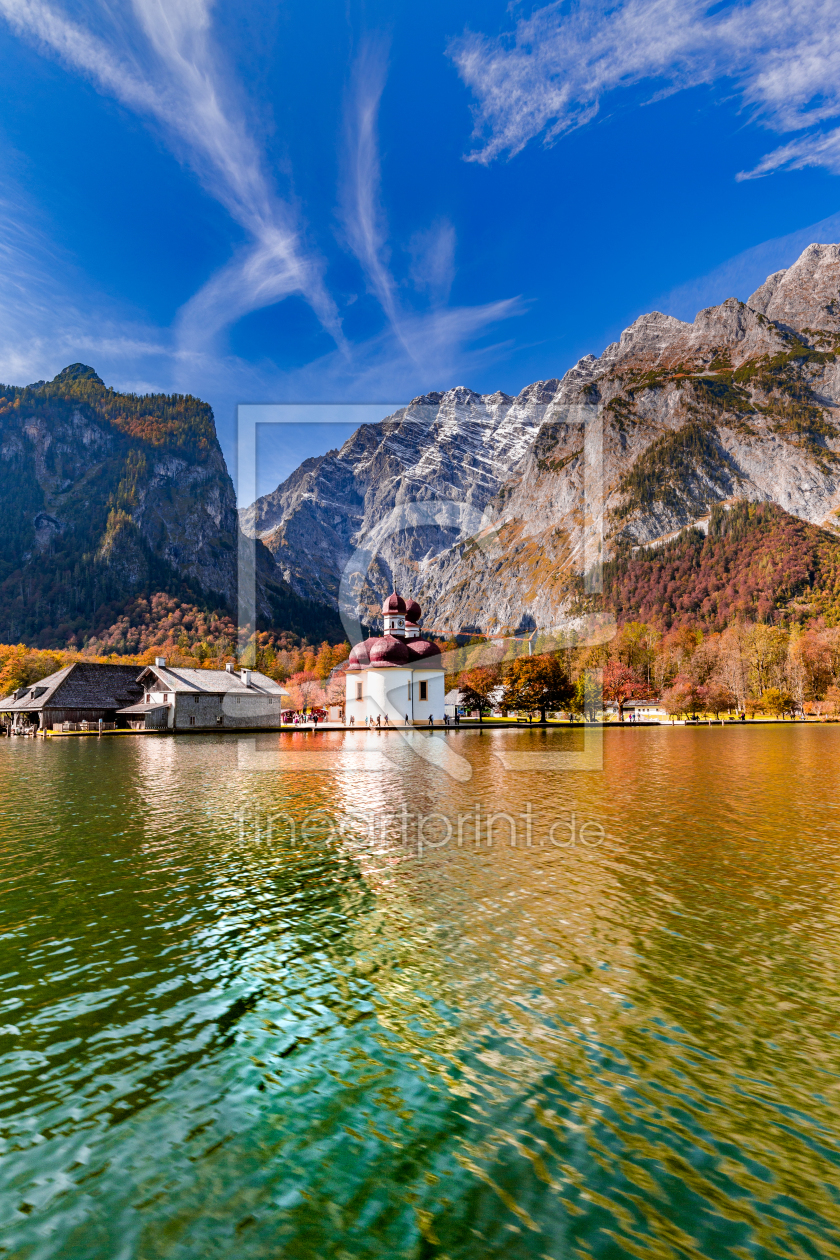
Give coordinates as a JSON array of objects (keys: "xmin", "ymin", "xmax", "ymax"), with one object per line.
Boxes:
[
  {"xmin": 601, "ymin": 660, "xmax": 652, "ymax": 721},
  {"xmin": 661, "ymin": 675, "xmax": 701, "ymax": 718}
]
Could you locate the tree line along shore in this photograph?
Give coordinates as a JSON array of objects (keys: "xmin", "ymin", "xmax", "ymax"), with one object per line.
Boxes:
[{"xmin": 6, "ymin": 615, "xmax": 839, "ymax": 726}]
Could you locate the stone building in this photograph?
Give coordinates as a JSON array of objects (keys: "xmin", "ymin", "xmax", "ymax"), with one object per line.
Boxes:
[
  {"xmin": 118, "ymin": 659, "xmax": 289, "ymax": 730},
  {"xmin": 344, "ymin": 593, "xmax": 445, "ymax": 725}
]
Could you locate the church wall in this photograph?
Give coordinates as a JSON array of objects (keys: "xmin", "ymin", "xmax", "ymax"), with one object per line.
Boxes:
[
  {"xmin": 345, "ymin": 668, "xmax": 412, "ymax": 724},
  {"xmin": 378, "ymin": 670, "xmax": 413, "ymax": 724},
  {"xmin": 344, "ymin": 667, "xmax": 445, "ymax": 724},
  {"xmin": 408, "ymin": 669, "xmax": 445, "ymax": 723}
]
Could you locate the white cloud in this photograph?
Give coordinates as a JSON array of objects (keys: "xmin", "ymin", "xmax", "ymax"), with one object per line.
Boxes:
[
  {"xmin": 336, "ymin": 37, "xmax": 521, "ymax": 375},
  {"xmin": 738, "ymin": 127, "xmax": 840, "ymax": 179},
  {"xmin": 0, "ymin": 0, "xmax": 343, "ymax": 352},
  {"xmin": 274, "ymin": 296, "xmax": 526, "ymax": 402},
  {"xmin": 338, "ymin": 36, "xmax": 401, "ymax": 331},
  {"xmin": 408, "ymin": 220, "xmax": 456, "ymax": 304},
  {"xmin": 449, "ymin": 0, "xmax": 840, "ymax": 172},
  {"xmin": 0, "ymin": 191, "xmax": 171, "ymax": 388},
  {"xmin": 0, "ymin": 175, "xmax": 524, "ymax": 476}
]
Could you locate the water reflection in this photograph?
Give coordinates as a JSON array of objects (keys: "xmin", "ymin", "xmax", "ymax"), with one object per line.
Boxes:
[{"xmin": 2, "ymin": 728, "xmax": 840, "ymax": 1258}]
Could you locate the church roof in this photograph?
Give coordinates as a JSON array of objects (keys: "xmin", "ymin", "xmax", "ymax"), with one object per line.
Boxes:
[
  {"xmin": 346, "ymin": 634, "xmax": 441, "ymax": 670},
  {"xmin": 347, "ymin": 634, "xmax": 411, "ymax": 669},
  {"xmin": 382, "ymin": 591, "xmax": 406, "ymax": 614},
  {"xmin": 407, "ymin": 638, "xmax": 441, "ymax": 660}
]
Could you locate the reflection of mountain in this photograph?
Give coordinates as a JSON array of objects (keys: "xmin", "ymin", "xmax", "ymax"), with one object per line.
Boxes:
[
  {"xmin": 243, "ymin": 244, "xmax": 840, "ymax": 636},
  {"xmin": 0, "ymin": 364, "xmax": 343, "ymax": 646}
]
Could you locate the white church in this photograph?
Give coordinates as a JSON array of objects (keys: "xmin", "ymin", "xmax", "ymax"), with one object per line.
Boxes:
[{"xmin": 344, "ymin": 592, "xmax": 446, "ymax": 726}]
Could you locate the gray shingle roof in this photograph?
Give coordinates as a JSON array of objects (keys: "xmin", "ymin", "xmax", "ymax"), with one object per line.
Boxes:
[
  {"xmin": 137, "ymin": 666, "xmax": 288, "ymax": 696},
  {"xmin": 1, "ymin": 663, "xmax": 144, "ymax": 712},
  {"xmin": 116, "ymin": 701, "xmax": 170, "ymax": 715}
]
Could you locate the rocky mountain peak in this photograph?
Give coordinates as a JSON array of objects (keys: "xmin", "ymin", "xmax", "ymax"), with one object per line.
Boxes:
[
  {"xmin": 573, "ymin": 297, "xmax": 789, "ymax": 388},
  {"xmin": 516, "ymin": 379, "xmax": 562, "ymax": 405},
  {"xmin": 748, "ymin": 242, "xmax": 840, "ymax": 335},
  {"xmin": 1, "ymin": 369, "xmax": 340, "ymax": 646}
]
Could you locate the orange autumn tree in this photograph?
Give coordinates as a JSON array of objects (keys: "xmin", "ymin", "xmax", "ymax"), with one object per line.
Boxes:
[
  {"xmin": 457, "ymin": 665, "xmax": 502, "ymax": 720},
  {"xmin": 502, "ymin": 654, "xmax": 573, "ymax": 723},
  {"xmin": 284, "ymin": 671, "xmax": 327, "ymax": 713}
]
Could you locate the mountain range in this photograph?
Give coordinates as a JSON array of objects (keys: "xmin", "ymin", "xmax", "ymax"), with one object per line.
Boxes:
[
  {"xmin": 4, "ymin": 242, "xmax": 840, "ymax": 652},
  {"xmin": 241, "ymin": 242, "xmax": 840, "ymax": 637}
]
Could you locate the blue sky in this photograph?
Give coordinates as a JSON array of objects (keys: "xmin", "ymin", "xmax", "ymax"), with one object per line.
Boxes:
[{"xmin": 1, "ymin": 0, "xmax": 839, "ymax": 501}]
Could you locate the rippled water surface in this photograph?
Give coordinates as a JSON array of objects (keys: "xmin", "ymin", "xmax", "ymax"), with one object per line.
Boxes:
[{"xmin": 2, "ymin": 726, "xmax": 840, "ymax": 1259}]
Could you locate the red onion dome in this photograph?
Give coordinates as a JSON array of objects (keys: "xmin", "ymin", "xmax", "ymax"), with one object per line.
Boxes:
[
  {"xmin": 406, "ymin": 638, "xmax": 441, "ymax": 660},
  {"xmin": 368, "ymin": 635, "xmax": 412, "ymax": 666},
  {"xmin": 346, "ymin": 638, "xmax": 376, "ymax": 670},
  {"xmin": 404, "ymin": 599, "xmax": 421, "ymax": 622},
  {"xmin": 382, "ymin": 590, "xmax": 406, "ymax": 614}
]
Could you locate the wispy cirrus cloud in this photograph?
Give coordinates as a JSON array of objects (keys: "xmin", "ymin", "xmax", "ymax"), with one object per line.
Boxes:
[
  {"xmin": 738, "ymin": 126, "xmax": 840, "ymax": 181},
  {"xmin": 337, "ymin": 36, "xmax": 521, "ymax": 373},
  {"xmin": 0, "ymin": 4, "xmax": 527, "ymax": 446},
  {"xmin": 0, "ymin": 189, "xmax": 173, "ymax": 389},
  {"xmin": 0, "ymin": 0, "xmax": 344, "ymax": 354},
  {"xmin": 0, "ymin": 169, "xmax": 523, "ymax": 466},
  {"xmin": 449, "ymin": 0, "xmax": 840, "ymax": 176},
  {"xmin": 282, "ymin": 295, "xmax": 526, "ymax": 401},
  {"xmin": 408, "ymin": 219, "xmax": 457, "ymax": 305},
  {"xmin": 339, "ymin": 36, "xmax": 402, "ymax": 332}
]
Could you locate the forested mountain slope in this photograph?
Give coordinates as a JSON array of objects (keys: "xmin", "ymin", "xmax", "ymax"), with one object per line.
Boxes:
[
  {"xmin": 0, "ymin": 364, "xmax": 342, "ymax": 648},
  {"xmin": 602, "ymin": 500, "xmax": 840, "ymax": 632}
]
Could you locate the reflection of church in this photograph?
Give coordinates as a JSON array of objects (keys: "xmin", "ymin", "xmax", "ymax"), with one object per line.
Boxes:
[{"xmin": 345, "ymin": 592, "xmax": 445, "ymax": 725}]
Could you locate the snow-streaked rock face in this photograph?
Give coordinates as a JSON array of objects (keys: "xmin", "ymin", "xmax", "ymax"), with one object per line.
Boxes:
[
  {"xmin": 240, "ymin": 385, "xmax": 556, "ymax": 623},
  {"xmin": 242, "ymin": 241, "xmax": 840, "ymax": 636}
]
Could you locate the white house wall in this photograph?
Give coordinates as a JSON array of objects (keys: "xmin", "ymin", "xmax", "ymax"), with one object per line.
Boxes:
[{"xmin": 409, "ymin": 670, "xmax": 445, "ymax": 723}]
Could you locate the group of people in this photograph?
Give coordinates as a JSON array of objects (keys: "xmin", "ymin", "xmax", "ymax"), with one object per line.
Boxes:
[
  {"xmin": 287, "ymin": 711, "xmax": 325, "ymax": 726},
  {"xmin": 287, "ymin": 710, "xmax": 469, "ymax": 730},
  {"xmin": 348, "ymin": 714, "xmax": 397, "ymax": 728},
  {"xmin": 345, "ymin": 713, "xmax": 461, "ymax": 729}
]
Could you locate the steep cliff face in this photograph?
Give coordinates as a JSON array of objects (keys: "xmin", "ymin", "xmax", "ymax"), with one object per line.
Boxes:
[
  {"xmin": 746, "ymin": 243, "xmax": 840, "ymax": 334},
  {"xmin": 0, "ymin": 365, "xmax": 341, "ymax": 646},
  {"xmin": 451, "ymin": 244, "xmax": 840, "ymax": 632},
  {"xmin": 242, "ymin": 242, "xmax": 840, "ymax": 636},
  {"xmin": 240, "ymin": 384, "xmax": 552, "ymax": 625}
]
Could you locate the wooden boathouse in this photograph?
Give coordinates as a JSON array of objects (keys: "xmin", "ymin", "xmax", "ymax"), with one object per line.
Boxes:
[
  {"xmin": 1, "ymin": 658, "xmax": 291, "ymax": 734},
  {"xmin": 0, "ymin": 663, "xmax": 144, "ymax": 731}
]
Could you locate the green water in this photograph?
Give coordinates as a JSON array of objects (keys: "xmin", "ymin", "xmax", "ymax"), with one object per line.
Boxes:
[{"xmin": 2, "ymin": 726, "xmax": 840, "ymax": 1259}]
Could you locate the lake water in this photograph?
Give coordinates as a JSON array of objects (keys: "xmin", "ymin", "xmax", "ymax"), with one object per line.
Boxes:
[{"xmin": 2, "ymin": 726, "xmax": 840, "ymax": 1259}]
